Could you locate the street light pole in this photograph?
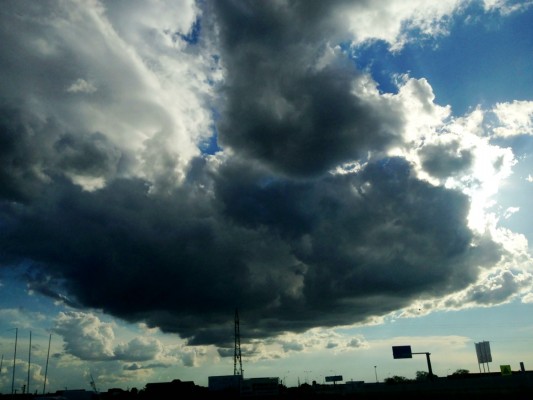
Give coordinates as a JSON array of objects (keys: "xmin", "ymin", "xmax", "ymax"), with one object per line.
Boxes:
[{"xmin": 374, "ymin": 366, "xmax": 378, "ymax": 383}]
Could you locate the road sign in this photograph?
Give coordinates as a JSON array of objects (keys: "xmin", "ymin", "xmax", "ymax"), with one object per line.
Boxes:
[
  {"xmin": 500, "ymin": 365, "xmax": 512, "ymax": 376},
  {"xmin": 392, "ymin": 345, "xmax": 412, "ymax": 359}
]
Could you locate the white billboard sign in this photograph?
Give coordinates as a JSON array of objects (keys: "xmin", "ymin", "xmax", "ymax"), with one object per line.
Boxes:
[{"xmin": 475, "ymin": 341, "xmax": 492, "ymax": 364}]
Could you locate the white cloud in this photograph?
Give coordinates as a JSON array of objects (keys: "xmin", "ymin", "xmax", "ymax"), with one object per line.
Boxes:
[
  {"xmin": 0, "ymin": 358, "xmax": 45, "ymax": 394},
  {"xmin": 392, "ymin": 75, "xmax": 451, "ymax": 142},
  {"xmin": 504, "ymin": 207, "xmax": 520, "ymax": 219},
  {"xmin": 114, "ymin": 337, "xmax": 163, "ymax": 362},
  {"xmin": 424, "ymin": 251, "xmax": 533, "ymax": 313},
  {"xmin": 492, "ymin": 100, "xmax": 533, "ymax": 137},
  {"xmin": 0, "ymin": 308, "xmax": 47, "ymax": 330},
  {"xmin": 54, "ymin": 311, "xmax": 116, "ymax": 360},
  {"xmin": 178, "ymin": 347, "xmax": 205, "ymax": 367},
  {"xmin": 347, "ymin": 337, "xmax": 368, "ymax": 349},
  {"xmin": 522, "ymin": 292, "xmax": 533, "ymax": 303},
  {"xmin": 483, "ymin": 0, "xmax": 533, "ymax": 15},
  {"xmin": 66, "ymin": 79, "xmax": 97, "ymax": 94},
  {"xmin": 343, "ymin": 0, "xmax": 463, "ymax": 50},
  {"xmin": 53, "ymin": 311, "xmax": 198, "ymax": 366},
  {"xmin": 241, "ymin": 329, "xmax": 369, "ymax": 362},
  {"xmin": 464, "ymin": 269, "xmax": 533, "ymax": 305},
  {"xmin": 281, "ymin": 341, "xmax": 305, "ymax": 353}
]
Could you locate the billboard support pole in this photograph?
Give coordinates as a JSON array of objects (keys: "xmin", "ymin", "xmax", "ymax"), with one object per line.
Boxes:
[
  {"xmin": 425, "ymin": 353, "xmax": 433, "ymax": 379},
  {"xmin": 413, "ymin": 352, "xmax": 433, "ymax": 380},
  {"xmin": 392, "ymin": 347, "xmax": 434, "ymax": 380}
]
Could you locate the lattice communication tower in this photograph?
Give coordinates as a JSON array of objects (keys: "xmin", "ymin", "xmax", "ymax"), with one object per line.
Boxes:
[{"xmin": 234, "ymin": 308, "xmax": 243, "ymax": 377}]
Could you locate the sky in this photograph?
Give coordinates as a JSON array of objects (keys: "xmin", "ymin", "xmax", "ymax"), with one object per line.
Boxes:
[{"xmin": 1, "ymin": 0, "xmax": 533, "ymax": 394}]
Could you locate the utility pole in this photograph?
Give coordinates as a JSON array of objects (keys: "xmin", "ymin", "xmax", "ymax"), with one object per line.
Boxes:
[
  {"xmin": 12, "ymin": 328, "xmax": 18, "ymax": 395},
  {"xmin": 27, "ymin": 331, "xmax": 32, "ymax": 395},
  {"xmin": 43, "ymin": 334, "xmax": 52, "ymax": 395}
]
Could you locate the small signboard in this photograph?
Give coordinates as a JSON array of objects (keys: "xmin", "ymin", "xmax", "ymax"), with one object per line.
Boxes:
[
  {"xmin": 392, "ymin": 345, "xmax": 412, "ymax": 359},
  {"xmin": 500, "ymin": 365, "xmax": 512, "ymax": 376},
  {"xmin": 325, "ymin": 375, "xmax": 343, "ymax": 383}
]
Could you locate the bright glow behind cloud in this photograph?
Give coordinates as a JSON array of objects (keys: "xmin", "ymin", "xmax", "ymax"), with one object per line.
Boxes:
[
  {"xmin": 492, "ymin": 100, "xmax": 533, "ymax": 137},
  {"xmin": 0, "ymin": 0, "xmax": 215, "ymax": 193}
]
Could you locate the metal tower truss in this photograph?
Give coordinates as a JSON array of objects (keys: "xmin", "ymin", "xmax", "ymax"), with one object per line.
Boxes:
[{"xmin": 234, "ymin": 308, "xmax": 243, "ymax": 377}]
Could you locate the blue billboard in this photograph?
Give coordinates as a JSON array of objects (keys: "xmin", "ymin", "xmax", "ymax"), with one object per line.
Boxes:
[
  {"xmin": 325, "ymin": 375, "xmax": 343, "ymax": 383},
  {"xmin": 392, "ymin": 345, "xmax": 412, "ymax": 359}
]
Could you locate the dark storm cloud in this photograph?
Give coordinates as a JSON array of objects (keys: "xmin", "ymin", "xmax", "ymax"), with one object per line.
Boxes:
[
  {"xmin": 26, "ymin": 270, "xmax": 81, "ymax": 309},
  {"xmin": 419, "ymin": 139, "xmax": 474, "ymax": 179},
  {"xmin": 54, "ymin": 132, "xmax": 121, "ymax": 179},
  {"xmin": 0, "ymin": 106, "xmax": 53, "ymax": 201},
  {"xmin": 0, "ymin": 0, "xmax": 508, "ymax": 350},
  {"xmin": 211, "ymin": 0, "xmax": 404, "ymax": 178},
  {"xmin": 0, "ymin": 154, "xmax": 502, "ymax": 346},
  {"xmin": 213, "ymin": 157, "xmax": 502, "ymax": 331},
  {"xmin": 0, "ymin": 105, "xmax": 124, "ymax": 201}
]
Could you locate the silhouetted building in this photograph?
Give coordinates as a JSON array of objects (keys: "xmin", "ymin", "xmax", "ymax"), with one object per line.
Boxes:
[
  {"xmin": 48, "ymin": 390, "xmax": 96, "ymax": 400},
  {"xmin": 140, "ymin": 379, "xmax": 206, "ymax": 399},
  {"xmin": 208, "ymin": 375, "xmax": 243, "ymax": 393},
  {"xmin": 240, "ymin": 377, "xmax": 279, "ymax": 397}
]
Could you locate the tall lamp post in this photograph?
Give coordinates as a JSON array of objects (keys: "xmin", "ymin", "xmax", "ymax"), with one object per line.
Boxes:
[{"xmin": 374, "ymin": 366, "xmax": 379, "ymax": 383}]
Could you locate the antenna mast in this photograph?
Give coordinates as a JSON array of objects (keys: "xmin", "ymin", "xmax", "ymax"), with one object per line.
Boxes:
[{"xmin": 234, "ymin": 309, "xmax": 243, "ymax": 377}]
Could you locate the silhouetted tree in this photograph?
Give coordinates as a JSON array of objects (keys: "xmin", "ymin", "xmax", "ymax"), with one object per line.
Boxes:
[
  {"xmin": 415, "ymin": 370, "xmax": 438, "ymax": 381},
  {"xmin": 384, "ymin": 375, "xmax": 410, "ymax": 384},
  {"xmin": 451, "ymin": 369, "xmax": 469, "ymax": 376}
]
